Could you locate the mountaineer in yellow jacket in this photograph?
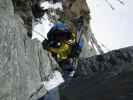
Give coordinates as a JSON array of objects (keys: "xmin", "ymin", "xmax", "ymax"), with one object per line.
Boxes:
[{"xmin": 42, "ymin": 22, "xmax": 84, "ymax": 80}]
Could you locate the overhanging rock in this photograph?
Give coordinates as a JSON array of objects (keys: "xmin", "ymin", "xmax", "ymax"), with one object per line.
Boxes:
[{"xmin": 60, "ymin": 46, "xmax": 133, "ymax": 100}]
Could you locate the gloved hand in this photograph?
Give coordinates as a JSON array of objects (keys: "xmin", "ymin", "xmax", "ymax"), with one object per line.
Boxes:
[
  {"xmin": 42, "ymin": 39, "xmax": 49, "ymax": 49},
  {"xmin": 42, "ymin": 39, "xmax": 61, "ymax": 50}
]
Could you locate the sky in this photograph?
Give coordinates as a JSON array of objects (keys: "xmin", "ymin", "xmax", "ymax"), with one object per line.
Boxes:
[{"xmin": 87, "ymin": 0, "xmax": 133, "ymax": 52}]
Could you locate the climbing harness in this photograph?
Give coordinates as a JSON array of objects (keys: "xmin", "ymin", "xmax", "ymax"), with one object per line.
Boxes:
[{"xmin": 68, "ymin": 16, "xmax": 84, "ymax": 70}]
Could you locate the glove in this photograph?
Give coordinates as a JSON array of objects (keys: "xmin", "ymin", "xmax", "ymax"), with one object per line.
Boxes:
[{"xmin": 42, "ymin": 39, "xmax": 49, "ymax": 49}]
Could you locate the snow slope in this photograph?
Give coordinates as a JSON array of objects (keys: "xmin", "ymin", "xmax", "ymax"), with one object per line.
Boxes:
[{"xmin": 87, "ymin": 0, "xmax": 133, "ymax": 51}]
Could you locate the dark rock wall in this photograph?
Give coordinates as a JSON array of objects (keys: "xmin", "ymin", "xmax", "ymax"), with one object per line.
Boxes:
[
  {"xmin": 60, "ymin": 46, "xmax": 133, "ymax": 100},
  {"xmin": 63, "ymin": 0, "xmax": 90, "ymax": 32}
]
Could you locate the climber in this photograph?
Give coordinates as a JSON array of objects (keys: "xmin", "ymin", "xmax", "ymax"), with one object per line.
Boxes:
[
  {"xmin": 31, "ymin": 1, "xmax": 84, "ymax": 100},
  {"xmin": 32, "ymin": 2, "xmax": 84, "ymax": 79},
  {"xmin": 33, "ymin": 21, "xmax": 84, "ymax": 100},
  {"xmin": 42, "ymin": 22, "xmax": 83, "ymax": 80}
]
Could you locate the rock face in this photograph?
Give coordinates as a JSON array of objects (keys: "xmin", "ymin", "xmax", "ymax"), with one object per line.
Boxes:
[
  {"xmin": 12, "ymin": 0, "xmax": 32, "ymax": 33},
  {"xmin": 0, "ymin": 0, "xmax": 53, "ymax": 100},
  {"xmin": 62, "ymin": 0, "xmax": 103, "ymax": 55},
  {"xmin": 60, "ymin": 46, "xmax": 133, "ymax": 100},
  {"xmin": 63, "ymin": 0, "xmax": 98, "ymax": 57}
]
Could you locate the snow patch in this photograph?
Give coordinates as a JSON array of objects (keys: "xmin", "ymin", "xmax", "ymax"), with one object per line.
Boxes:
[
  {"xmin": 40, "ymin": 1, "xmax": 63, "ymax": 10},
  {"xmin": 32, "ymin": 14, "xmax": 54, "ymax": 42},
  {"xmin": 41, "ymin": 71, "xmax": 64, "ymax": 91},
  {"xmin": 32, "ymin": 1, "xmax": 63, "ymax": 42}
]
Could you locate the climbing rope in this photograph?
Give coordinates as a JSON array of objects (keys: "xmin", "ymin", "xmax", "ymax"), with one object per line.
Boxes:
[
  {"xmin": 88, "ymin": 32, "xmax": 104, "ymax": 54},
  {"xmin": 32, "ymin": 29, "xmax": 46, "ymax": 39}
]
